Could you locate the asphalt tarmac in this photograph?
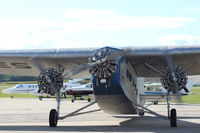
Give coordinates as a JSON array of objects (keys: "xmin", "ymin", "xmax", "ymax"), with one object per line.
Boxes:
[{"xmin": 0, "ymin": 98, "xmax": 199, "ymax": 133}]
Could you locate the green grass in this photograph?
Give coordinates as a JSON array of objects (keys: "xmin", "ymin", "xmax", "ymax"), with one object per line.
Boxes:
[
  {"xmin": 0, "ymin": 83, "xmax": 73, "ymax": 99},
  {"xmin": 178, "ymin": 87, "xmax": 200, "ymax": 104},
  {"xmin": 0, "ymin": 82, "xmax": 200, "ymax": 104},
  {"xmin": 0, "ymin": 83, "xmax": 37, "ymax": 98}
]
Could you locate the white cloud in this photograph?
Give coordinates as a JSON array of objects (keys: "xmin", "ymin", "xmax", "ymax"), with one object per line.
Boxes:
[
  {"xmin": 157, "ymin": 34, "xmax": 200, "ymax": 46},
  {"xmin": 0, "ymin": 9, "xmax": 195, "ymax": 49},
  {"xmin": 186, "ymin": 6, "xmax": 200, "ymax": 12},
  {"xmin": 65, "ymin": 9, "xmax": 116, "ymax": 20},
  {"xmin": 65, "ymin": 9, "xmax": 194, "ymax": 29}
]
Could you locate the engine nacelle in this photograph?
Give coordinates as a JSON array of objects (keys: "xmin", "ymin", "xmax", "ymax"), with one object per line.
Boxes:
[
  {"xmin": 89, "ymin": 47, "xmax": 117, "ymax": 79},
  {"xmin": 161, "ymin": 65, "xmax": 188, "ymax": 94},
  {"xmin": 37, "ymin": 68, "xmax": 63, "ymax": 95}
]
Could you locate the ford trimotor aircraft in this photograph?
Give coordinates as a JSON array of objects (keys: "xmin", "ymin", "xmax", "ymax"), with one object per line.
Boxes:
[{"xmin": 0, "ymin": 46, "xmax": 198, "ymax": 127}]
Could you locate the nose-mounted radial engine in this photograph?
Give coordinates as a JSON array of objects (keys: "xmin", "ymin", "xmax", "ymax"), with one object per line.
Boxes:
[
  {"xmin": 89, "ymin": 48, "xmax": 117, "ymax": 79},
  {"xmin": 37, "ymin": 68, "xmax": 64, "ymax": 95},
  {"xmin": 161, "ymin": 65, "xmax": 188, "ymax": 94}
]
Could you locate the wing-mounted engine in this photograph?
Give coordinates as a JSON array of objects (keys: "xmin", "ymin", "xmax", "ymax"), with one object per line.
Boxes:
[
  {"xmin": 145, "ymin": 62, "xmax": 189, "ymax": 94},
  {"xmin": 161, "ymin": 65, "xmax": 188, "ymax": 94},
  {"xmin": 88, "ymin": 47, "xmax": 118, "ymax": 79},
  {"xmin": 37, "ymin": 68, "xmax": 63, "ymax": 95}
]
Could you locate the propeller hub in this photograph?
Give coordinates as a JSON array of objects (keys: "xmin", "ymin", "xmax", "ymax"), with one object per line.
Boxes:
[
  {"xmin": 161, "ymin": 65, "xmax": 188, "ymax": 94},
  {"xmin": 89, "ymin": 47, "xmax": 117, "ymax": 79},
  {"xmin": 37, "ymin": 68, "xmax": 63, "ymax": 95}
]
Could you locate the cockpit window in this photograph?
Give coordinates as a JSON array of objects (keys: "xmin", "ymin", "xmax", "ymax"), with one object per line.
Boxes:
[
  {"xmin": 16, "ymin": 84, "xmax": 23, "ymax": 88},
  {"xmin": 86, "ymin": 84, "xmax": 92, "ymax": 88}
]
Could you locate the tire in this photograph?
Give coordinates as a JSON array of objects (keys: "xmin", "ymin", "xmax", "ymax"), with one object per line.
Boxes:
[
  {"xmin": 153, "ymin": 101, "xmax": 158, "ymax": 105},
  {"xmin": 87, "ymin": 98, "xmax": 91, "ymax": 102},
  {"xmin": 170, "ymin": 108, "xmax": 177, "ymax": 127},
  {"xmin": 71, "ymin": 99, "xmax": 74, "ymax": 103},
  {"xmin": 49, "ymin": 109, "xmax": 58, "ymax": 127},
  {"xmin": 138, "ymin": 109, "xmax": 145, "ymax": 116}
]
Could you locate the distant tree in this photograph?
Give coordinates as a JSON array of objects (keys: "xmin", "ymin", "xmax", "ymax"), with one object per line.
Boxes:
[{"xmin": 0, "ymin": 74, "xmax": 36, "ymax": 82}]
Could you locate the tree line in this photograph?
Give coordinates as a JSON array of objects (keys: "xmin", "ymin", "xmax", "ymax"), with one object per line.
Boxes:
[{"xmin": 0, "ymin": 74, "xmax": 37, "ymax": 82}]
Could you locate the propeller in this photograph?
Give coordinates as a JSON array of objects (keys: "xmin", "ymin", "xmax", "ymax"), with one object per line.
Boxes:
[
  {"xmin": 63, "ymin": 47, "xmax": 126, "ymax": 79},
  {"xmin": 160, "ymin": 49, "xmax": 189, "ymax": 102},
  {"xmin": 37, "ymin": 68, "xmax": 63, "ymax": 95},
  {"xmin": 88, "ymin": 47, "xmax": 125, "ymax": 79}
]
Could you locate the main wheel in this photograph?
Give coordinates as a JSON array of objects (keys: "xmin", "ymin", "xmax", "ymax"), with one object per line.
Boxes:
[
  {"xmin": 153, "ymin": 101, "xmax": 158, "ymax": 105},
  {"xmin": 49, "ymin": 109, "xmax": 58, "ymax": 127},
  {"xmin": 138, "ymin": 109, "xmax": 145, "ymax": 116},
  {"xmin": 87, "ymin": 98, "xmax": 91, "ymax": 102},
  {"xmin": 71, "ymin": 99, "xmax": 74, "ymax": 103},
  {"xmin": 170, "ymin": 108, "xmax": 177, "ymax": 127}
]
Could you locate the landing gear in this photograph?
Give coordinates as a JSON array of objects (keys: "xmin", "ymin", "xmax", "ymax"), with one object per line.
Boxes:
[
  {"xmin": 153, "ymin": 101, "xmax": 158, "ymax": 105},
  {"xmin": 131, "ymin": 92, "xmax": 178, "ymax": 127},
  {"xmin": 39, "ymin": 96, "xmax": 43, "ymax": 101},
  {"xmin": 170, "ymin": 108, "xmax": 177, "ymax": 127},
  {"xmin": 37, "ymin": 68, "xmax": 63, "ymax": 127},
  {"xmin": 48, "ymin": 91, "xmax": 61, "ymax": 127},
  {"xmin": 71, "ymin": 99, "xmax": 75, "ymax": 103},
  {"xmin": 138, "ymin": 109, "xmax": 145, "ymax": 116},
  {"xmin": 71, "ymin": 97, "xmax": 76, "ymax": 103},
  {"xmin": 87, "ymin": 98, "xmax": 91, "ymax": 102},
  {"xmin": 49, "ymin": 109, "xmax": 58, "ymax": 127},
  {"xmin": 71, "ymin": 97, "xmax": 92, "ymax": 102},
  {"xmin": 166, "ymin": 93, "xmax": 177, "ymax": 127},
  {"xmin": 49, "ymin": 101, "xmax": 99, "ymax": 127}
]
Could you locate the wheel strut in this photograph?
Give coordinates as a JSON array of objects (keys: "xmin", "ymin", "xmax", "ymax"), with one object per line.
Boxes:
[{"xmin": 167, "ymin": 92, "xmax": 177, "ymax": 127}]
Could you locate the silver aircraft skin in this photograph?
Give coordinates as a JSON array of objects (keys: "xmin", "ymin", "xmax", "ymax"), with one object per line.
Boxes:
[
  {"xmin": 0, "ymin": 46, "xmax": 199, "ymax": 127},
  {"xmin": 2, "ymin": 84, "xmax": 41, "ymax": 95}
]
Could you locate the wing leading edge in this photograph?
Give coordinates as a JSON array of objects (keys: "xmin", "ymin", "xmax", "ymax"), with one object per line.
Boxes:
[
  {"xmin": 126, "ymin": 46, "xmax": 200, "ymax": 77},
  {"xmin": 0, "ymin": 46, "xmax": 200, "ymax": 78},
  {"xmin": 0, "ymin": 48, "xmax": 94, "ymax": 78}
]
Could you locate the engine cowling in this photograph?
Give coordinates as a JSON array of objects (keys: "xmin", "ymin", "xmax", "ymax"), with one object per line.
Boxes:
[
  {"xmin": 161, "ymin": 65, "xmax": 188, "ymax": 94},
  {"xmin": 89, "ymin": 48, "xmax": 117, "ymax": 79},
  {"xmin": 37, "ymin": 68, "xmax": 63, "ymax": 95}
]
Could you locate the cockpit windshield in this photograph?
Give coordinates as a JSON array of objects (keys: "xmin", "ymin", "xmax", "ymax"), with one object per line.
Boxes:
[{"xmin": 15, "ymin": 84, "xmax": 23, "ymax": 88}]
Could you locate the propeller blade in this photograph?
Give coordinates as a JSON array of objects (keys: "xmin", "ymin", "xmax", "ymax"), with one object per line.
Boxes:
[
  {"xmin": 183, "ymin": 87, "xmax": 189, "ymax": 93},
  {"xmin": 29, "ymin": 56, "xmax": 45, "ymax": 72},
  {"xmin": 164, "ymin": 49, "xmax": 174, "ymax": 73},
  {"xmin": 63, "ymin": 50, "xmax": 125, "ymax": 79},
  {"xmin": 63, "ymin": 63, "xmax": 96, "ymax": 79},
  {"xmin": 163, "ymin": 49, "xmax": 185, "ymax": 103}
]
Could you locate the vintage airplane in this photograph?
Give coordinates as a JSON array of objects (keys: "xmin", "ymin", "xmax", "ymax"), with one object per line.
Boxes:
[
  {"xmin": 2, "ymin": 83, "xmax": 42, "ymax": 96},
  {"xmin": 66, "ymin": 83, "xmax": 93, "ymax": 102},
  {"xmin": 0, "ymin": 46, "xmax": 198, "ymax": 127}
]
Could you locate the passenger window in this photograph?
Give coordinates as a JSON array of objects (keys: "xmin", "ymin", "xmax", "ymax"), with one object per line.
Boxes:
[{"xmin": 126, "ymin": 70, "xmax": 132, "ymax": 82}]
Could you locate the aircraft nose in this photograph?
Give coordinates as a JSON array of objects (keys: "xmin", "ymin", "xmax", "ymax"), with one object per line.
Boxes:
[{"xmin": 2, "ymin": 88, "xmax": 12, "ymax": 94}]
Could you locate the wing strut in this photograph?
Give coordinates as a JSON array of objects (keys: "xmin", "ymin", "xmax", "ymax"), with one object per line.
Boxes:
[
  {"xmin": 145, "ymin": 63, "xmax": 162, "ymax": 75},
  {"xmin": 131, "ymin": 101, "xmax": 168, "ymax": 120},
  {"xmin": 59, "ymin": 101, "xmax": 100, "ymax": 120}
]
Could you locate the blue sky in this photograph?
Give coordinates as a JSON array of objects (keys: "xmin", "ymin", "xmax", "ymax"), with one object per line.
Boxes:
[{"xmin": 0, "ymin": 0, "xmax": 200, "ymax": 49}]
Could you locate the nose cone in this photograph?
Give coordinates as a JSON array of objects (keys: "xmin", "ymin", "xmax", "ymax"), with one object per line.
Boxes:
[{"xmin": 2, "ymin": 88, "xmax": 12, "ymax": 94}]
